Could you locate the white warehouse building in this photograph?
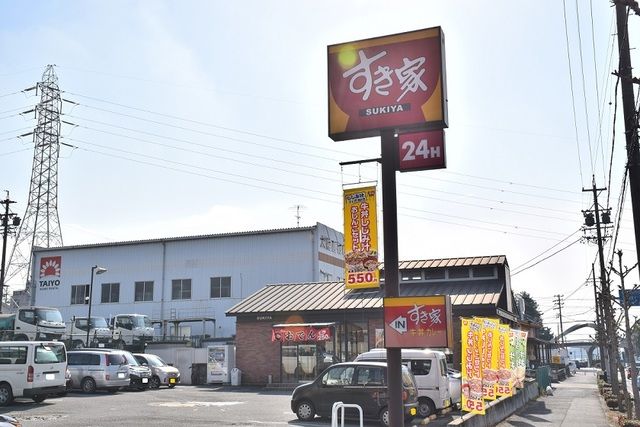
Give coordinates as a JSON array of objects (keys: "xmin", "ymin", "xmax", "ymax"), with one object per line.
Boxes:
[{"xmin": 28, "ymin": 222, "xmax": 344, "ymax": 341}]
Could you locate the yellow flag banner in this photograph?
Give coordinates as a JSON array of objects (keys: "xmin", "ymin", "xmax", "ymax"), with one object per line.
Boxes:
[
  {"xmin": 496, "ymin": 324, "xmax": 512, "ymax": 397},
  {"xmin": 343, "ymin": 186, "xmax": 379, "ymax": 289},
  {"xmin": 480, "ymin": 318, "xmax": 499, "ymax": 401},
  {"xmin": 461, "ymin": 318, "xmax": 485, "ymax": 415}
]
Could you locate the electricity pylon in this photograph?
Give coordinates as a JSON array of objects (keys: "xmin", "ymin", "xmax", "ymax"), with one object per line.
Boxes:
[{"xmin": 4, "ymin": 65, "xmax": 64, "ymax": 301}]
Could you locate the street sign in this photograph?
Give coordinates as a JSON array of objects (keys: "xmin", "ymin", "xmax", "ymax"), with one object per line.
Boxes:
[
  {"xmin": 383, "ymin": 295, "xmax": 453, "ymax": 348},
  {"xmin": 398, "ymin": 129, "xmax": 446, "ymax": 171},
  {"xmin": 619, "ymin": 289, "xmax": 640, "ymax": 306}
]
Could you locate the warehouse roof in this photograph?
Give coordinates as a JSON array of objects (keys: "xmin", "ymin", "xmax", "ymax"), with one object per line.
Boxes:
[{"xmin": 31, "ymin": 223, "xmax": 327, "ymax": 252}]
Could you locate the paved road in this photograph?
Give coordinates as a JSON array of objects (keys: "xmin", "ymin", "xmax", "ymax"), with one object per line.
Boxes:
[{"xmin": 497, "ymin": 369, "xmax": 612, "ymax": 427}]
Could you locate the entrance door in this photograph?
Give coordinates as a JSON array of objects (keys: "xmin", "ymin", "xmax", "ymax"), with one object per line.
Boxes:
[{"xmin": 281, "ymin": 344, "xmax": 319, "ymax": 382}]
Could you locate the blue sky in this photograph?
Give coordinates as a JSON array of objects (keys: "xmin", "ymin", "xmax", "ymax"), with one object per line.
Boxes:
[{"xmin": 1, "ymin": 1, "xmax": 638, "ymax": 338}]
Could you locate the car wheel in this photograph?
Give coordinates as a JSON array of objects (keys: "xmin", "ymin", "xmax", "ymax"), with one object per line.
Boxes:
[
  {"xmin": 150, "ymin": 376, "xmax": 161, "ymax": 389},
  {"xmin": 418, "ymin": 397, "xmax": 436, "ymax": 418},
  {"xmin": 0, "ymin": 383, "xmax": 13, "ymax": 406},
  {"xmin": 295, "ymin": 400, "xmax": 316, "ymax": 421},
  {"xmin": 379, "ymin": 407, "xmax": 390, "ymax": 427},
  {"xmin": 32, "ymin": 395, "xmax": 46, "ymax": 403},
  {"xmin": 81, "ymin": 377, "xmax": 97, "ymax": 393}
]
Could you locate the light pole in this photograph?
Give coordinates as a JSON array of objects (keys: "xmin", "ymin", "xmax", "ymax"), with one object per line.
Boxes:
[{"xmin": 86, "ymin": 265, "xmax": 107, "ymax": 347}]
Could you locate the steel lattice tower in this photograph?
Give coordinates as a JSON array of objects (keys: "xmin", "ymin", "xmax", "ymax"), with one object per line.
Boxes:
[{"xmin": 4, "ymin": 65, "xmax": 64, "ymax": 299}]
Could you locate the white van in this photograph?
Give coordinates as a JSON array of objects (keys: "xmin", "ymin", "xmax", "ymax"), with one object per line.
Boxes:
[
  {"xmin": 0, "ymin": 341, "xmax": 67, "ymax": 406},
  {"xmin": 355, "ymin": 348, "xmax": 451, "ymax": 418}
]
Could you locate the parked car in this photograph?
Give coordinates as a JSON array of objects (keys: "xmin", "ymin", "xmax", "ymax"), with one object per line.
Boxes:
[
  {"xmin": 447, "ymin": 368, "xmax": 462, "ymax": 408},
  {"xmin": 627, "ymin": 362, "xmax": 640, "ymax": 379},
  {"xmin": 0, "ymin": 414, "xmax": 20, "ymax": 427},
  {"xmin": 66, "ymin": 350, "xmax": 130, "ymax": 393},
  {"xmin": 90, "ymin": 349, "xmax": 152, "ymax": 390},
  {"xmin": 355, "ymin": 348, "xmax": 452, "ymax": 417},
  {"xmin": 291, "ymin": 361, "xmax": 418, "ymax": 426},
  {"xmin": 133, "ymin": 353, "xmax": 180, "ymax": 389},
  {"xmin": 0, "ymin": 341, "xmax": 67, "ymax": 406}
]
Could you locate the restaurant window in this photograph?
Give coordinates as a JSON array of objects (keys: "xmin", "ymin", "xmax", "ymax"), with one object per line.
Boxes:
[
  {"xmin": 71, "ymin": 284, "xmax": 89, "ymax": 305},
  {"xmin": 401, "ymin": 270, "xmax": 422, "ymax": 281},
  {"xmin": 424, "ymin": 268, "xmax": 445, "ymax": 280},
  {"xmin": 172, "ymin": 279, "xmax": 191, "ymax": 300},
  {"xmin": 447, "ymin": 267, "xmax": 470, "ymax": 279},
  {"xmin": 472, "ymin": 266, "xmax": 495, "ymax": 278}
]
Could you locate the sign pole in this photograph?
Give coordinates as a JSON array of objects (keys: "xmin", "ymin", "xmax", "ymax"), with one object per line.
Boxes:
[{"xmin": 380, "ymin": 128, "xmax": 403, "ymax": 427}]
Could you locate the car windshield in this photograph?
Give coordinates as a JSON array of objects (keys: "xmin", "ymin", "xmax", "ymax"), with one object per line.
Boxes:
[
  {"xmin": 90, "ymin": 317, "xmax": 109, "ymax": 328},
  {"xmin": 35, "ymin": 309, "xmax": 63, "ymax": 323},
  {"xmin": 131, "ymin": 316, "xmax": 152, "ymax": 328},
  {"xmin": 137, "ymin": 354, "xmax": 166, "ymax": 367},
  {"xmin": 121, "ymin": 352, "xmax": 139, "ymax": 365},
  {"xmin": 35, "ymin": 343, "xmax": 66, "ymax": 363},
  {"xmin": 401, "ymin": 366, "xmax": 416, "ymax": 387}
]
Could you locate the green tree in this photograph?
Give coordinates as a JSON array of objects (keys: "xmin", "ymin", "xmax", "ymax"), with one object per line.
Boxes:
[{"xmin": 518, "ymin": 291, "xmax": 554, "ymax": 341}]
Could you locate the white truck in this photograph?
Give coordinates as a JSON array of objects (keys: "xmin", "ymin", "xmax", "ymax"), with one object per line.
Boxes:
[
  {"xmin": 64, "ymin": 316, "xmax": 113, "ymax": 349},
  {"xmin": 110, "ymin": 314, "xmax": 154, "ymax": 349},
  {"xmin": 0, "ymin": 306, "xmax": 65, "ymax": 342}
]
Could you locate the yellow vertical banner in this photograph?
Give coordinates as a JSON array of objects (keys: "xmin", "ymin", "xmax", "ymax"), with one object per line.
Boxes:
[
  {"xmin": 479, "ymin": 318, "xmax": 499, "ymax": 400},
  {"xmin": 461, "ymin": 318, "xmax": 485, "ymax": 415},
  {"xmin": 496, "ymin": 324, "xmax": 512, "ymax": 396},
  {"xmin": 343, "ymin": 186, "xmax": 379, "ymax": 289}
]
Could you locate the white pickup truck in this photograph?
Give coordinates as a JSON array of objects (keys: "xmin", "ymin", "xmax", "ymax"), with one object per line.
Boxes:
[
  {"xmin": 110, "ymin": 314, "xmax": 154, "ymax": 349},
  {"xmin": 64, "ymin": 316, "xmax": 113, "ymax": 349},
  {"xmin": 0, "ymin": 306, "xmax": 65, "ymax": 341}
]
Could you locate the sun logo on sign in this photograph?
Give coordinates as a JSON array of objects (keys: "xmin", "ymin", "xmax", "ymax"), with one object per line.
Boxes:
[{"xmin": 40, "ymin": 257, "xmax": 61, "ymax": 278}]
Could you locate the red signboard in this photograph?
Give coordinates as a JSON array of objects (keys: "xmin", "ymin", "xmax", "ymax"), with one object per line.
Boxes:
[
  {"xmin": 271, "ymin": 326, "xmax": 332, "ymax": 343},
  {"xmin": 40, "ymin": 256, "xmax": 62, "ymax": 278},
  {"xmin": 398, "ymin": 130, "xmax": 446, "ymax": 171},
  {"xmin": 383, "ymin": 295, "xmax": 453, "ymax": 348},
  {"xmin": 328, "ymin": 27, "xmax": 447, "ymax": 142}
]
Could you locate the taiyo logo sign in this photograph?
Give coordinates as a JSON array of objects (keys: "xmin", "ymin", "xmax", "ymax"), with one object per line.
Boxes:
[{"xmin": 39, "ymin": 256, "xmax": 62, "ymax": 291}]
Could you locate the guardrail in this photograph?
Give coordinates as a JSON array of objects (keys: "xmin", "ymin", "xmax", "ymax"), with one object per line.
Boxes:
[{"xmin": 331, "ymin": 401, "xmax": 363, "ymax": 427}]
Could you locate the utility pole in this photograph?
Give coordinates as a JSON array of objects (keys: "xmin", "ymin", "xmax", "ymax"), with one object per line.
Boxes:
[
  {"xmin": 614, "ymin": 0, "xmax": 640, "ymax": 294},
  {"xmin": 612, "ymin": 250, "xmax": 640, "ymax": 418},
  {"xmin": 554, "ymin": 294, "xmax": 566, "ymax": 345},
  {"xmin": 583, "ymin": 177, "xmax": 619, "ymax": 395},
  {"xmin": 593, "ymin": 263, "xmax": 607, "ymax": 370},
  {"xmin": 0, "ymin": 193, "xmax": 21, "ymax": 313}
]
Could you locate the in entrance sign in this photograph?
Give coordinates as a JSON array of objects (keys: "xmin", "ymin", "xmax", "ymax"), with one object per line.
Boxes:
[
  {"xmin": 383, "ymin": 295, "xmax": 453, "ymax": 349},
  {"xmin": 398, "ymin": 130, "xmax": 446, "ymax": 171},
  {"xmin": 328, "ymin": 27, "xmax": 448, "ymax": 142}
]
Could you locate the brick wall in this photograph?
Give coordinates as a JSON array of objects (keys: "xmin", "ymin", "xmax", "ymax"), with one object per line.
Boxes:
[{"xmin": 235, "ymin": 320, "xmax": 280, "ymax": 385}]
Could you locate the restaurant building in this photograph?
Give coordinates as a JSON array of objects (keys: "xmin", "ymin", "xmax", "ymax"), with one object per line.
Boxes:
[{"xmin": 226, "ymin": 255, "xmax": 524, "ymax": 385}]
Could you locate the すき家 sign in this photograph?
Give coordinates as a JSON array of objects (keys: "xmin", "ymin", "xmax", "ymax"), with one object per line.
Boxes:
[{"xmin": 328, "ymin": 27, "xmax": 447, "ymax": 142}]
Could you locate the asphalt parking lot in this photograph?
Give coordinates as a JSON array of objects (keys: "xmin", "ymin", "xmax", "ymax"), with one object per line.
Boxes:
[{"xmin": 0, "ymin": 385, "xmax": 450, "ymax": 427}]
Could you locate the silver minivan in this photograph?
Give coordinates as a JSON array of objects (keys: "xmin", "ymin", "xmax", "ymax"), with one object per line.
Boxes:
[{"xmin": 67, "ymin": 350, "xmax": 130, "ymax": 393}]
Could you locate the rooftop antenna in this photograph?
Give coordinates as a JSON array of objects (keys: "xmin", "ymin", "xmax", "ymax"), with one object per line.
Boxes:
[{"xmin": 290, "ymin": 205, "xmax": 306, "ymax": 227}]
